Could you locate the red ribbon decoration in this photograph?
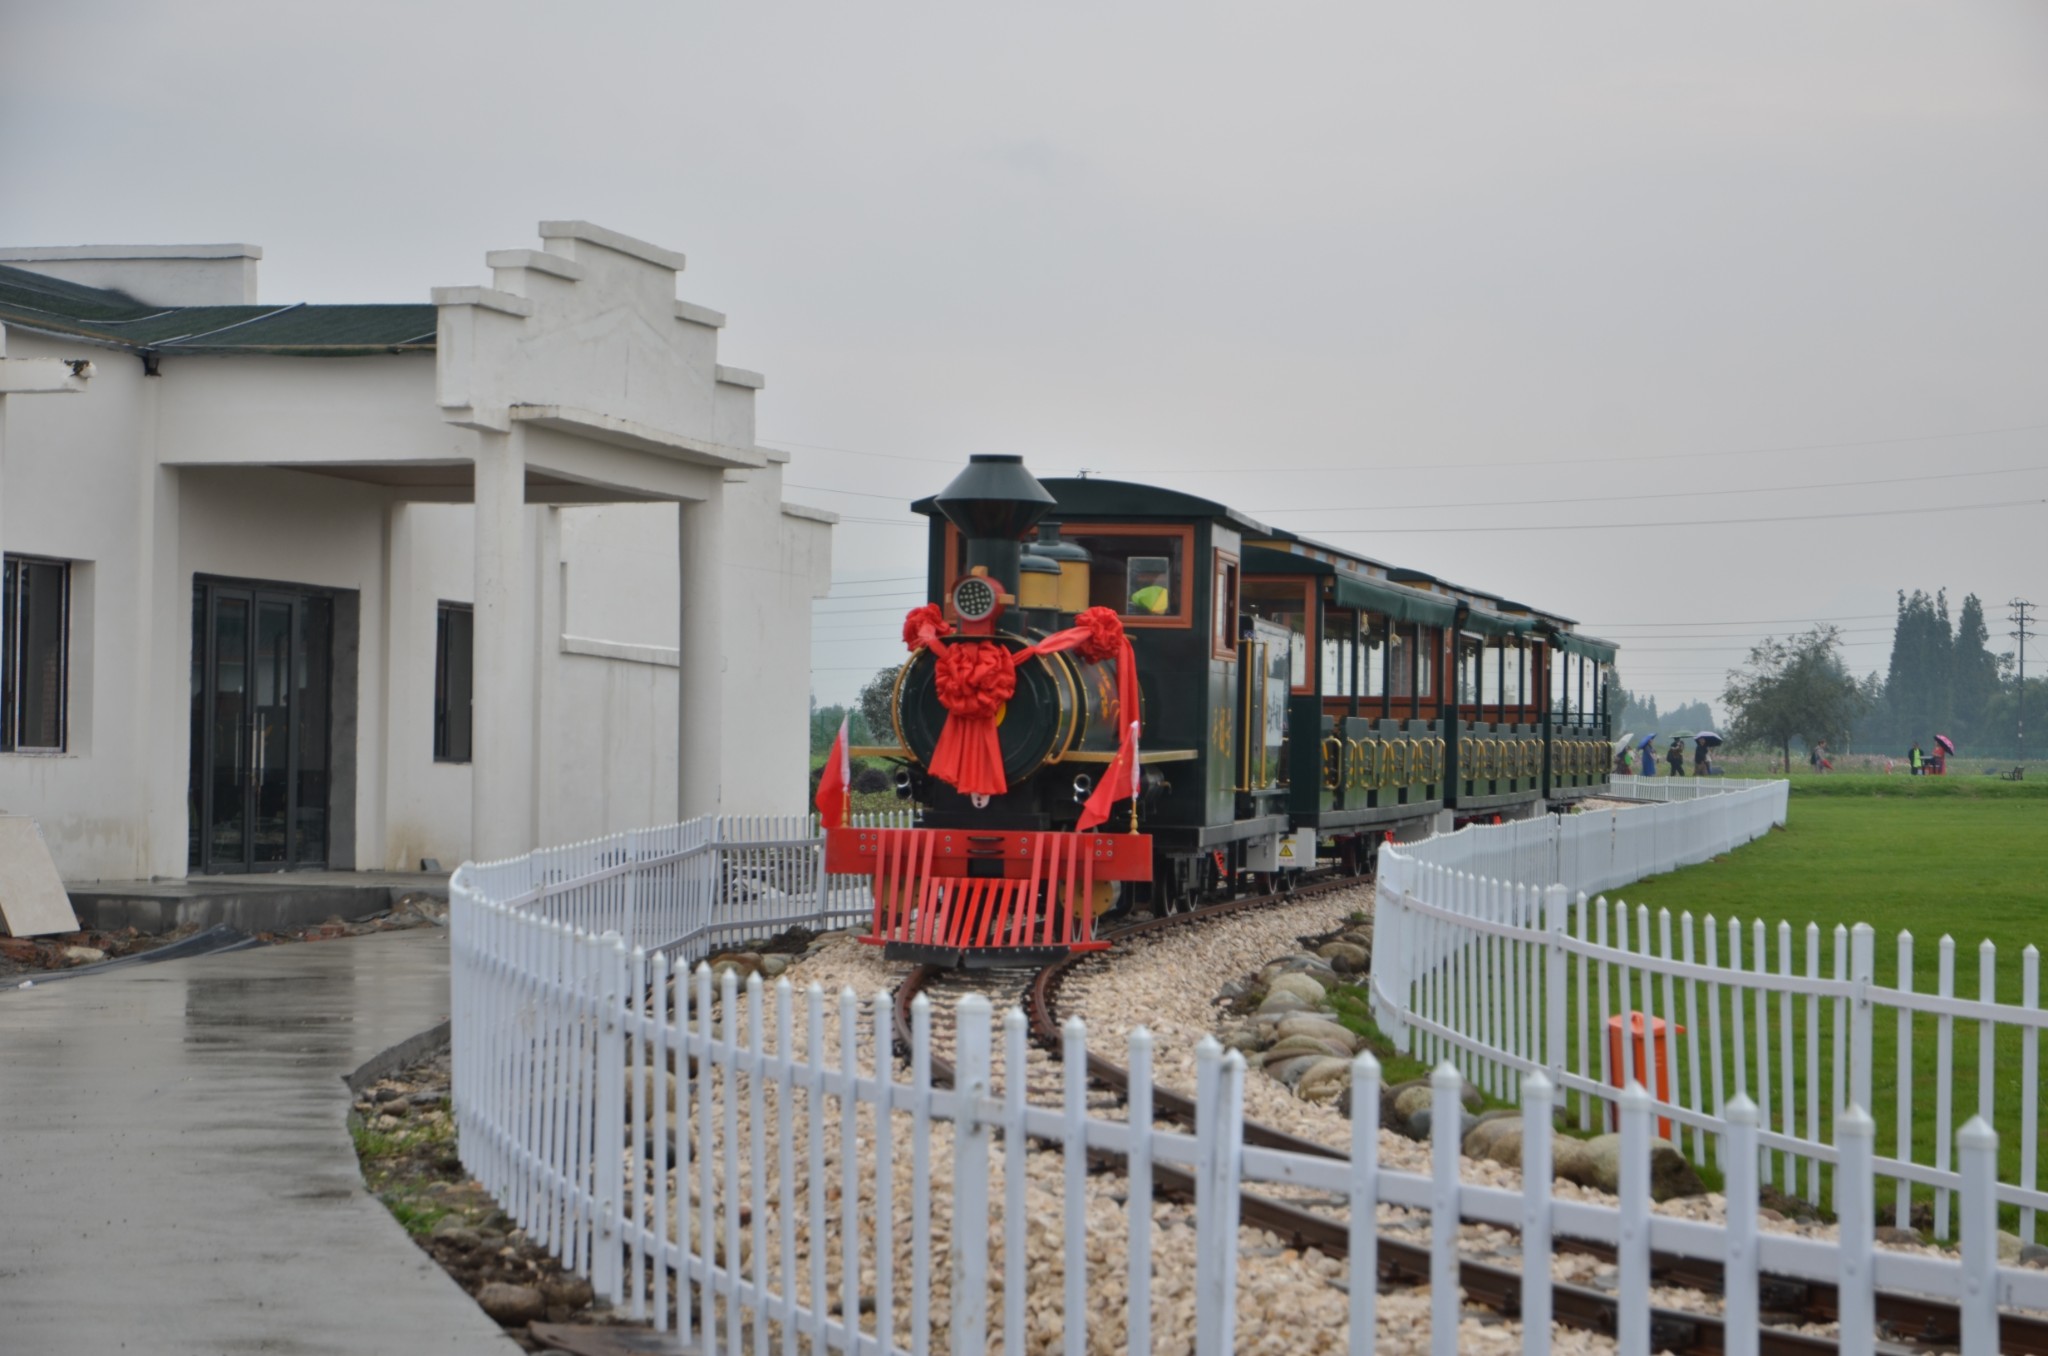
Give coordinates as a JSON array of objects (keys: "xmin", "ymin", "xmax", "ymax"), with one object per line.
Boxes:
[{"xmin": 902, "ymin": 604, "xmax": 1142, "ymax": 802}]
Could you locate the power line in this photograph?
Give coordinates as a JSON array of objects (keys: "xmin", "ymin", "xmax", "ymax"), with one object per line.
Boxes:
[
  {"xmin": 767, "ymin": 417, "xmax": 2048, "ymax": 479},
  {"xmin": 1296, "ymin": 497, "xmax": 2045, "ymax": 536},
  {"xmin": 1591, "ymin": 614, "xmax": 1895, "ymax": 629},
  {"xmin": 1591, "ymin": 625, "xmax": 1894, "ymax": 640},
  {"xmin": 1249, "ymin": 463, "xmax": 2048, "ymax": 516}
]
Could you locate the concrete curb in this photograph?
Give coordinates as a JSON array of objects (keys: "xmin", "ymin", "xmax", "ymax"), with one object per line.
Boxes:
[{"xmin": 346, "ymin": 1018, "xmax": 453, "ymax": 1095}]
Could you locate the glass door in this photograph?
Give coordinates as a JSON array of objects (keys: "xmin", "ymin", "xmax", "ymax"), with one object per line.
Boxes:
[{"xmin": 190, "ymin": 581, "xmax": 332, "ymax": 873}]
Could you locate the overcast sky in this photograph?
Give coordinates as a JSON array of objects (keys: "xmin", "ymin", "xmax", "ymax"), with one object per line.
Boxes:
[{"xmin": 6, "ymin": 2, "xmax": 2044, "ymax": 714}]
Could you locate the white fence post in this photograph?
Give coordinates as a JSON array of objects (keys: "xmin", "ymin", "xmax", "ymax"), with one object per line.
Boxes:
[
  {"xmin": 1836, "ymin": 1103, "xmax": 1876, "ymax": 1352},
  {"xmin": 1722, "ymin": 1095, "xmax": 1760, "ymax": 1356},
  {"xmin": 1849, "ymin": 923, "xmax": 1874, "ymax": 1115},
  {"xmin": 594, "ymin": 934, "xmax": 626, "ymax": 1304},
  {"xmin": 1521, "ymin": 1072, "xmax": 1554, "ymax": 1356},
  {"xmin": 1128, "ymin": 1027, "xmax": 1156, "ymax": 1356},
  {"xmin": 1194, "ymin": 1038, "xmax": 1244, "ymax": 1356},
  {"xmin": 1429, "ymin": 1062, "xmax": 1462, "ymax": 1356},
  {"xmin": 951, "ymin": 995, "xmax": 993, "ymax": 1356},
  {"xmin": 1349, "ymin": 1051, "xmax": 1380, "ymax": 1356},
  {"xmin": 1959, "ymin": 1115, "xmax": 2001, "ymax": 1356},
  {"xmin": 1617, "ymin": 1081, "xmax": 1651, "ymax": 1356},
  {"xmin": 1543, "ymin": 884, "xmax": 1568, "ymax": 1096}
]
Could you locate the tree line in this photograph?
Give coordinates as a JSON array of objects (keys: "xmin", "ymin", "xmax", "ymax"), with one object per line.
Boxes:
[{"xmin": 1712, "ymin": 589, "xmax": 2039, "ymax": 770}]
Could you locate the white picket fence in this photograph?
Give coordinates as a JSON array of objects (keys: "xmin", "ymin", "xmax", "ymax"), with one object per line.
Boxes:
[
  {"xmin": 450, "ymin": 805, "xmax": 2041, "ymax": 1354},
  {"xmin": 1375, "ymin": 779, "xmax": 2048, "ymax": 1245},
  {"xmin": 1610, "ymin": 774, "xmax": 1786, "ymax": 802}
]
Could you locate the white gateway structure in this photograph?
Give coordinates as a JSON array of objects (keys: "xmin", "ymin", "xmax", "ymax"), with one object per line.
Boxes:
[{"xmin": 0, "ymin": 223, "xmax": 833, "ymax": 881}]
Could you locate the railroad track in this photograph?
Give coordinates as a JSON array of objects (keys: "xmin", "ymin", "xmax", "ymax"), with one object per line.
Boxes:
[{"xmin": 889, "ymin": 876, "xmax": 2048, "ymax": 1356}]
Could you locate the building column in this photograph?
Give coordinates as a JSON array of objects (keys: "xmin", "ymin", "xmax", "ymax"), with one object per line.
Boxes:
[
  {"xmin": 677, "ymin": 489, "xmax": 725, "ymax": 820},
  {"xmin": 471, "ymin": 426, "xmax": 537, "ymax": 860}
]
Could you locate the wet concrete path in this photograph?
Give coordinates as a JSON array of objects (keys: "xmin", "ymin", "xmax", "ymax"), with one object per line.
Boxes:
[{"xmin": 0, "ymin": 928, "xmax": 517, "ymax": 1354}]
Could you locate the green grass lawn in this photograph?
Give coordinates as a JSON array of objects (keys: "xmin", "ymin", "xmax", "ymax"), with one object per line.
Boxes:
[{"xmin": 1582, "ymin": 785, "xmax": 2048, "ymax": 1232}]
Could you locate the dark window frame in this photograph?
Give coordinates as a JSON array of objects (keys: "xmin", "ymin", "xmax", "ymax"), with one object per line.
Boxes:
[
  {"xmin": 2, "ymin": 554, "xmax": 70, "ymax": 754},
  {"xmin": 433, "ymin": 602, "xmax": 474, "ymax": 764}
]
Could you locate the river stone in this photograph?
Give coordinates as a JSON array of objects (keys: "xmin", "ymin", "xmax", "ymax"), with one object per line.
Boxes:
[
  {"xmin": 1462, "ymin": 1116, "xmax": 1524, "ymax": 1168},
  {"xmin": 1268, "ymin": 973, "xmax": 1328, "ymax": 1007},
  {"xmin": 1875, "ymin": 1226, "xmax": 1924, "ymax": 1248},
  {"xmin": 1257, "ymin": 992, "xmax": 1313, "ymax": 1017},
  {"xmin": 759, "ymin": 954, "xmax": 790, "ymax": 978},
  {"xmin": 1557, "ymin": 1134, "xmax": 1709, "ymax": 1201},
  {"xmin": 541, "ymin": 1273, "xmax": 595, "ymax": 1311},
  {"xmin": 1317, "ymin": 941, "xmax": 1370, "ymax": 974},
  {"xmin": 1262, "ymin": 1033, "xmax": 1347, "ymax": 1062},
  {"xmin": 477, "ymin": 1282, "xmax": 546, "ymax": 1325},
  {"xmin": 2000, "ymin": 1230, "xmax": 2025, "ymax": 1263},
  {"xmin": 1409, "ymin": 1107, "xmax": 1478, "ymax": 1143},
  {"xmin": 1268, "ymin": 1054, "xmax": 1328, "ymax": 1087},
  {"xmin": 1220, "ymin": 1026, "xmax": 1267, "ymax": 1054},
  {"xmin": 431, "ymin": 1220, "xmax": 484, "ymax": 1252},
  {"xmin": 706, "ymin": 953, "xmax": 762, "ymax": 984},
  {"xmin": 1295, "ymin": 1057, "xmax": 1355, "ymax": 1104},
  {"xmin": 1384, "ymin": 1081, "xmax": 1482, "ymax": 1122},
  {"xmin": 2020, "ymin": 1243, "xmax": 2048, "ymax": 1268},
  {"xmin": 1274, "ymin": 1015, "xmax": 1359, "ymax": 1052}
]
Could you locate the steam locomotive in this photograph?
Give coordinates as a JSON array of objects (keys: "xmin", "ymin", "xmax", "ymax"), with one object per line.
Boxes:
[{"xmin": 823, "ymin": 455, "xmax": 1616, "ymax": 967}]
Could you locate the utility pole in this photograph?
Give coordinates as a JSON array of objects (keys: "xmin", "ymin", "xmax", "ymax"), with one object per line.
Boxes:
[{"xmin": 2012, "ymin": 598, "xmax": 2037, "ymax": 762}]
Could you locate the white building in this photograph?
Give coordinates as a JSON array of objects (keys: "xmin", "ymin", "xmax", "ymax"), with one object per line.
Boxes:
[{"xmin": 0, "ymin": 223, "xmax": 833, "ymax": 881}]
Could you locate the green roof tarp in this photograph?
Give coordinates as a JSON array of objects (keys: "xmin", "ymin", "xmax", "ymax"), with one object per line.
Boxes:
[
  {"xmin": 1332, "ymin": 573, "xmax": 1459, "ymax": 628},
  {"xmin": 1551, "ymin": 631, "xmax": 1619, "ymax": 664},
  {"xmin": 1462, "ymin": 608, "xmax": 1536, "ymax": 638}
]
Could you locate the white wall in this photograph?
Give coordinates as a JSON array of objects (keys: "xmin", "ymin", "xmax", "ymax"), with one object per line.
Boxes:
[{"xmin": 0, "ymin": 332, "xmax": 156, "ymax": 876}]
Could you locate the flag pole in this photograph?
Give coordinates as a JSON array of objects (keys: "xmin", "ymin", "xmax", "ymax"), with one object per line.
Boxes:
[{"xmin": 1128, "ymin": 719, "xmax": 1141, "ymax": 835}]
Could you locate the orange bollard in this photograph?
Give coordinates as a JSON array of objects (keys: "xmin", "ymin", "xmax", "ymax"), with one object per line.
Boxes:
[{"xmin": 1606, "ymin": 1011, "xmax": 1684, "ymax": 1137}]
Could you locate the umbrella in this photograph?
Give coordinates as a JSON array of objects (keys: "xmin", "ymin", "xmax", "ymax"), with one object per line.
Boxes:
[
  {"xmin": 1637, "ymin": 732, "xmax": 1658, "ymax": 751},
  {"xmin": 1613, "ymin": 732, "xmax": 1635, "ymax": 756},
  {"xmin": 1694, "ymin": 730, "xmax": 1724, "ymax": 747},
  {"xmin": 1935, "ymin": 734, "xmax": 1956, "ymax": 754},
  {"xmin": 1668, "ymin": 732, "xmax": 1694, "ymax": 742}
]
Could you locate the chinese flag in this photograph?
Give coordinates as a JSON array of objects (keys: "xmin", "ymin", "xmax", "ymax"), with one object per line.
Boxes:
[
  {"xmin": 815, "ymin": 715, "xmax": 851, "ymax": 829},
  {"xmin": 1078, "ymin": 719, "xmax": 1140, "ymax": 832}
]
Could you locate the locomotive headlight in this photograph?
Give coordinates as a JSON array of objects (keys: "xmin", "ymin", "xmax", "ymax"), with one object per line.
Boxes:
[
  {"xmin": 951, "ymin": 573, "xmax": 1000, "ymax": 624},
  {"xmin": 894, "ymin": 770, "xmax": 915, "ymax": 798},
  {"xmin": 1072, "ymin": 773, "xmax": 1093, "ymax": 802}
]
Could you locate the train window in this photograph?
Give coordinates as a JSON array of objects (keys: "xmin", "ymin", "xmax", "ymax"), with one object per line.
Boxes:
[
  {"xmin": 1244, "ymin": 578, "xmax": 1311, "ymax": 690},
  {"xmin": 1212, "ymin": 552, "xmax": 1240, "ymax": 659},
  {"xmin": 1480, "ymin": 641, "xmax": 1503, "ymax": 709},
  {"xmin": 1055, "ymin": 528, "xmax": 1190, "ymax": 626},
  {"xmin": 1387, "ymin": 631, "xmax": 1409, "ymax": 698},
  {"xmin": 1320, "ymin": 628, "xmax": 1354, "ymax": 697}
]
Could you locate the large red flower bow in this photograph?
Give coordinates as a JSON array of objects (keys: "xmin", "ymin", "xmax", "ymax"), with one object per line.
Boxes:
[{"xmin": 901, "ymin": 603, "xmax": 1141, "ymax": 804}]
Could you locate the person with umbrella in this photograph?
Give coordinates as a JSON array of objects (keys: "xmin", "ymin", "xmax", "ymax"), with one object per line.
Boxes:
[
  {"xmin": 1931, "ymin": 733, "xmax": 1954, "ymax": 775},
  {"xmin": 1638, "ymin": 732, "xmax": 1658, "ymax": 777},
  {"xmin": 1694, "ymin": 729, "xmax": 1721, "ymax": 775},
  {"xmin": 1667, "ymin": 736, "xmax": 1686, "ymax": 777}
]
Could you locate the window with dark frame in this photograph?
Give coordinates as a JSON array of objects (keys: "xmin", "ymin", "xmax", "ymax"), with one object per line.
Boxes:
[
  {"xmin": 1212, "ymin": 552, "xmax": 1240, "ymax": 657},
  {"xmin": 434, "ymin": 602, "xmax": 474, "ymax": 763},
  {"xmin": 2, "ymin": 555, "xmax": 69, "ymax": 753}
]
